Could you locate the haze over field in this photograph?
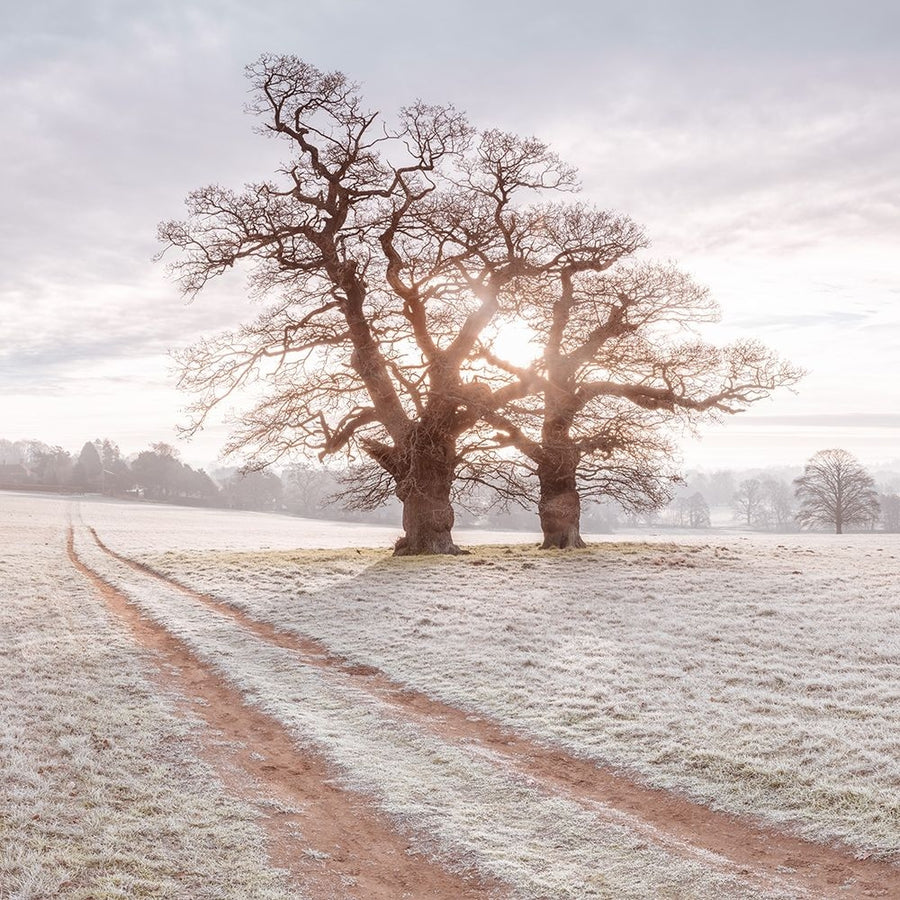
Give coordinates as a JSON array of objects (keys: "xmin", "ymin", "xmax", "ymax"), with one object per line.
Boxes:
[{"xmin": 3, "ymin": 0, "xmax": 899, "ymax": 469}]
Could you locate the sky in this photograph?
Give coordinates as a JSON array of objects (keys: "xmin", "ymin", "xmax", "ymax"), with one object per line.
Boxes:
[{"xmin": 2, "ymin": 0, "xmax": 899, "ymax": 471}]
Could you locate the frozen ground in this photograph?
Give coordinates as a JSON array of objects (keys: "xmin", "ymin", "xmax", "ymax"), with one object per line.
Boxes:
[
  {"xmin": 71, "ymin": 521, "xmax": 775, "ymax": 900},
  {"xmin": 67, "ymin": 492, "xmax": 545, "ymax": 553},
  {"xmin": 0, "ymin": 493, "xmax": 297, "ymax": 899},
  {"xmin": 4, "ymin": 490, "xmax": 899, "ymax": 898},
  {"xmin": 79, "ymin": 494, "xmax": 900, "ymax": 859}
]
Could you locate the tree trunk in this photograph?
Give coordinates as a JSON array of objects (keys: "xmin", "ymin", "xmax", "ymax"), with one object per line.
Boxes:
[
  {"xmin": 539, "ymin": 487, "xmax": 585, "ymax": 548},
  {"xmin": 537, "ymin": 444, "xmax": 586, "ymax": 550},
  {"xmin": 393, "ymin": 427, "xmax": 462, "ymax": 556}
]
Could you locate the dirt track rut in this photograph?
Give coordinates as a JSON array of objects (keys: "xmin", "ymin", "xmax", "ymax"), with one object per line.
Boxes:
[{"xmin": 68, "ymin": 526, "xmax": 502, "ymax": 900}]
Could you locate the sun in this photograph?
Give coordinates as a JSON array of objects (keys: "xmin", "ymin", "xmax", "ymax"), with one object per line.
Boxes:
[{"xmin": 490, "ymin": 320, "xmax": 540, "ymax": 368}]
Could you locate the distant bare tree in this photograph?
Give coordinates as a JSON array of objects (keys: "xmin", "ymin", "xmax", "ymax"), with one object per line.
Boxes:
[
  {"xmin": 733, "ymin": 478, "xmax": 765, "ymax": 527},
  {"xmin": 759, "ymin": 477, "xmax": 794, "ymax": 530},
  {"xmin": 0, "ymin": 439, "xmax": 24, "ymax": 466},
  {"xmin": 707, "ymin": 470, "xmax": 737, "ymax": 507},
  {"xmin": 794, "ymin": 449, "xmax": 879, "ymax": 534},
  {"xmin": 730, "ymin": 476, "xmax": 794, "ymax": 531},
  {"xmin": 220, "ymin": 470, "xmax": 283, "ymax": 511},
  {"xmin": 282, "ymin": 465, "xmax": 339, "ymax": 518},
  {"xmin": 687, "ymin": 492, "xmax": 711, "ymax": 528},
  {"xmin": 879, "ymin": 492, "xmax": 900, "ymax": 532},
  {"xmin": 671, "ymin": 490, "xmax": 710, "ymax": 527},
  {"xmin": 28, "ymin": 445, "xmax": 73, "ymax": 487}
]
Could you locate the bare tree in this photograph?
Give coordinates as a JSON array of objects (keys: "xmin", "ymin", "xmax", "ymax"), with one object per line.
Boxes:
[
  {"xmin": 687, "ymin": 492, "xmax": 711, "ymax": 528},
  {"xmin": 732, "ymin": 476, "xmax": 795, "ymax": 531},
  {"xmin": 879, "ymin": 492, "xmax": 900, "ymax": 532},
  {"xmin": 733, "ymin": 478, "xmax": 765, "ymax": 527},
  {"xmin": 794, "ymin": 449, "xmax": 879, "ymax": 534},
  {"xmin": 671, "ymin": 490, "xmax": 710, "ymax": 527},
  {"xmin": 160, "ymin": 55, "xmax": 623, "ymax": 554},
  {"xmin": 484, "ymin": 262, "xmax": 802, "ymax": 547},
  {"xmin": 759, "ymin": 477, "xmax": 795, "ymax": 530},
  {"xmin": 160, "ymin": 55, "xmax": 800, "ymax": 552}
]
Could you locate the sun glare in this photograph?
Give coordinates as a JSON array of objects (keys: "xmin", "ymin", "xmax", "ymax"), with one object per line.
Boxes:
[{"xmin": 490, "ymin": 321, "xmax": 540, "ymax": 368}]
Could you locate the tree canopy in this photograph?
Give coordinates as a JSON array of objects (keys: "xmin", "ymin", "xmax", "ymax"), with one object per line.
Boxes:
[{"xmin": 160, "ymin": 54, "xmax": 801, "ymax": 553}]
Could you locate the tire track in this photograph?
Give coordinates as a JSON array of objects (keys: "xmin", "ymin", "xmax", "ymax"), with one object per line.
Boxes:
[
  {"xmin": 67, "ymin": 526, "xmax": 502, "ymax": 900},
  {"xmin": 87, "ymin": 525, "xmax": 900, "ymax": 900}
]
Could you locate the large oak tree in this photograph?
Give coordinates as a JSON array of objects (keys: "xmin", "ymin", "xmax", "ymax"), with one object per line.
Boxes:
[
  {"xmin": 160, "ymin": 55, "xmax": 638, "ymax": 553},
  {"xmin": 483, "ymin": 261, "xmax": 802, "ymax": 547},
  {"xmin": 162, "ymin": 55, "xmax": 801, "ymax": 552}
]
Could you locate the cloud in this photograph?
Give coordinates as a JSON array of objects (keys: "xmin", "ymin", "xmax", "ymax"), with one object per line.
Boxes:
[
  {"xmin": 733, "ymin": 312, "xmax": 872, "ymax": 331},
  {"xmin": 0, "ymin": 271, "xmax": 253, "ymax": 391},
  {"xmin": 2, "ymin": 0, "xmax": 898, "ymax": 462}
]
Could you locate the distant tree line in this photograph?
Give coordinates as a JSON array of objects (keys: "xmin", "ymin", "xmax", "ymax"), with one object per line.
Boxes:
[
  {"xmin": 3, "ymin": 437, "xmax": 896, "ymax": 535},
  {"xmin": 645, "ymin": 449, "xmax": 899, "ymax": 534},
  {"xmin": 0, "ymin": 438, "xmax": 280, "ymax": 513},
  {"xmin": 0, "ymin": 435, "xmax": 590, "ymax": 528}
]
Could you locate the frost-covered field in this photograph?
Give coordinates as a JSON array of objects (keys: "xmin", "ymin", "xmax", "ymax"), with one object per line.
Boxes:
[
  {"xmin": 0, "ymin": 493, "xmax": 297, "ymax": 900},
  {"xmin": 84, "ymin": 496, "xmax": 900, "ymax": 860},
  {"xmin": 75, "ymin": 493, "xmax": 544, "ymax": 553},
  {"xmin": 5, "ymin": 490, "xmax": 900, "ymax": 898},
  {"xmin": 70, "ymin": 521, "xmax": 772, "ymax": 900}
]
